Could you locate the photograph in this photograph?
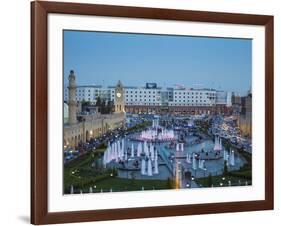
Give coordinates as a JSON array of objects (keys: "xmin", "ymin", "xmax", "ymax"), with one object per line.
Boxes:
[{"xmin": 63, "ymin": 30, "xmax": 252, "ymax": 194}]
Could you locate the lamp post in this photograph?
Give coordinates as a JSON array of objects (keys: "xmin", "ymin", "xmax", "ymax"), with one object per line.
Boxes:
[
  {"xmin": 203, "ymin": 167, "xmax": 207, "ymax": 186},
  {"xmin": 191, "ymin": 175, "xmax": 195, "ymax": 189}
]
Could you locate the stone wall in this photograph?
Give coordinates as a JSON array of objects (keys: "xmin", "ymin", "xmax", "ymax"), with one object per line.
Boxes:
[{"xmin": 64, "ymin": 112, "xmax": 125, "ymax": 148}]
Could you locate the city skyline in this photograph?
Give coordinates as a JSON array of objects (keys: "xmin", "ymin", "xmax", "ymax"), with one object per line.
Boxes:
[{"xmin": 64, "ymin": 30, "xmax": 252, "ymax": 96}]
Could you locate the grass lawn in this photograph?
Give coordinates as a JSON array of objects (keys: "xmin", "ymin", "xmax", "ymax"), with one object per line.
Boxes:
[
  {"xmin": 64, "ymin": 147, "xmax": 170, "ymax": 194},
  {"xmin": 64, "ymin": 148, "xmax": 115, "ymax": 192},
  {"xmin": 195, "ymin": 169, "xmax": 252, "ymax": 188},
  {"xmin": 84, "ymin": 177, "xmax": 170, "ymax": 193}
]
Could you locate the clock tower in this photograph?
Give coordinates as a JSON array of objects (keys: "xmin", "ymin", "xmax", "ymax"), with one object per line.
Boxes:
[{"xmin": 115, "ymin": 80, "xmax": 125, "ymax": 113}]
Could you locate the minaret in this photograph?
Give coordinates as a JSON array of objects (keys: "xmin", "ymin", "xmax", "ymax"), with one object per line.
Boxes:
[{"xmin": 68, "ymin": 70, "xmax": 77, "ymax": 125}]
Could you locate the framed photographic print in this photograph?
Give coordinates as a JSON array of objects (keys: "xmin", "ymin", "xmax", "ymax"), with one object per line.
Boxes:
[{"xmin": 31, "ymin": 1, "xmax": 274, "ymax": 225}]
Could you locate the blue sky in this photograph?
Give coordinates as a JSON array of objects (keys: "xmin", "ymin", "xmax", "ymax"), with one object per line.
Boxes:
[{"xmin": 64, "ymin": 30, "xmax": 252, "ymax": 95}]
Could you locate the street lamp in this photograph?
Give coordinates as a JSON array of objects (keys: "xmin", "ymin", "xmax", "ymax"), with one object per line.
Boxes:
[
  {"xmin": 190, "ymin": 176, "xmax": 195, "ymax": 189},
  {"xmin": 203, "ymin": 167, "xmax": 207, "ymax": 186}
]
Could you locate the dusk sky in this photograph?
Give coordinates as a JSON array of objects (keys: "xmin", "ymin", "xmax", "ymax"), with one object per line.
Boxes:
[{"xmin": 64, "ymin": 30, "xmax": 252, "ymax": 96}]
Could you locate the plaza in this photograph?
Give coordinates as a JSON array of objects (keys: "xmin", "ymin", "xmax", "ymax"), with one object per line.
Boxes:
[{"xmin": 63, "ymin": 71, "xmax": 252, "ymax": 194}]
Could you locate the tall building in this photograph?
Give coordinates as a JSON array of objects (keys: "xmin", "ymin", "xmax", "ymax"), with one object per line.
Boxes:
[
  {"xmin": 68, "ymin": 70, "xmax": 77, "ymax": 125},
  {"xmin": 114, "ymin": 80, "xmax": 125, "ymax": 112},
  {"xmin": 238, "ymin": 93, "xmax": 252, "ymax": 137}
]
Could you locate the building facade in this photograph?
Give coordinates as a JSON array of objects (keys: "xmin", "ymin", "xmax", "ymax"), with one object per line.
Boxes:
[
  {"xmin": 237, "ymin": 93, "xmax": 252, "ymax": 137},
  {"xmin": 64, "ymin": 71, "xmax": 125, "ymax": 149},
  {"xmin": 64, "ymin": 82, "xmax": 232, "ymax": 115}
]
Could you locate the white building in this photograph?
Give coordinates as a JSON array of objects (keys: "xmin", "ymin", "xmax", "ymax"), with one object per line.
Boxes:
[
  {"xmin": 64, "ymin": 83, "xmax": 231, "ymax": 107},
  {"xmin": 64, "ymin": 85, "xmax": 111, "ymax": 104},
  {"xmin": 169, "ymin": 88, "xmax": 217, "ymax": 107},
  {"xmin": 216, "ymin": 90, "xmax": 232, "ymax": 107}
]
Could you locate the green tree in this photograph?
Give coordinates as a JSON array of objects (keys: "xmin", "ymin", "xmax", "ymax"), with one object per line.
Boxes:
[
  {"xmin": 107, "ymin": 100, "xmax": 113, "ymax": 114},
  {"xmin": 167, "ymin": 178, "xmax": 175, "ymax": 189},
  {"xmin": 223, "ymin": 160, "xmax": 228, "ymax": 175},
  {"xmin": 96, "ymin": 96, "xmax": 101, "ymax": 107},
  {"xmin": 207, "ymin": 173, "xmax": 213, "ymax": 187},
  {"xmin": 100, "ymin": 100, "xmax": 106, "ymax": 114}
]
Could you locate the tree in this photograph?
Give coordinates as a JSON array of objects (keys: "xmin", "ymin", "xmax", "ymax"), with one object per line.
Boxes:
[
  {"xmin": 207, "ymin": 173, "xmax": 213, "ymax": 187},
  {"xmin": 167, "ymin": 178, "xmax": 174, "ymax": 189},
  {"xmin": 107, "ymin": 100, "xmax": 113, "ymax": 114},
  {"xmin": 95, "ymin": 96, "xmax": 101, "ymax": 107},
  {"xmin": 100, "ymin": 100, "xmax": 106, "ymax": 114},
  {"xmin": 223, "ymin": 160, "xmax": 228, "ymax": 175}
]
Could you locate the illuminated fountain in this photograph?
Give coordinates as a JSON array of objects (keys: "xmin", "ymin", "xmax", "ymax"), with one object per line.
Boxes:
[
  {"xmin": 186, "ymin": 153, "xmax": 192, "ymax": 163},
  {"xmin": 198, "ymin": 159, "xmax": 205, "ymax": 169},
  {"xmin": 152, "ymin": 118, "xmax": 160, "ymax": 128},
  {"xmin": 131, "ymin": 143, "xmax": 134, "ymax": 158},
  {"xmin": 103, "ymin": 139, "xmax": 160, "ymax": 177},
  {"xmin": 176, "ymin": 143, "xmax": 184, "ymax": 152},
  {"xmin": 138, "ymin": 129, "xmax": 176, "ymax": 142},
  {"xmin": 213, "ymin": 136, "xmax": 222, "ymax": 151},
  {"xmin": 192, "ymin": 153, "xmax": 197, "ymax": 170},
  {"xmin": 222, "ymin": 149, "xmax": 235, "ymax": 166},
  {"xmin": 137, "ymin": 142, "xmax": 142, "ymax": 157},
  {"xmin": 223, "ymin": 150, "xmax": 228, "ymax": 161},
  {"xmin": 188, "ymin": 119, "xmax": 194, "ymax": 127},
  {"xmin": 147, "ymin": 158, "xmax": 153, "ymax": 176},
  {"xmin": 150, "ymin": 144, "xmax": 154, "ymax": 160},
  {"xmin": 229, "ymin": 149, "xmax": 235, "ymax": 166},
  {"xmin": 154, "ymin": 157, "xmax": 159, "ymax": 174},
  {"xmin": 141, "ymin": 158, "xmax": 146, "ymax": 175},
  {"xmin": 103, "ymin": 140, "xmax": 126, "ymax": 167}
]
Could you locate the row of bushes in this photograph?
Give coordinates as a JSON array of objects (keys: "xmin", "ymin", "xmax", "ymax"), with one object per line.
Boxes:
[{"xmin": 64, "ymin": 168, "xmax": 117, "ymax": 193}]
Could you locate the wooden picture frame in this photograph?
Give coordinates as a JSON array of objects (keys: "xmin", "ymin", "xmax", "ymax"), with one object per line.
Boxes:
[{"xmin": 31, "ymin": 1, "xmax": 274, "ymax": 224}]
